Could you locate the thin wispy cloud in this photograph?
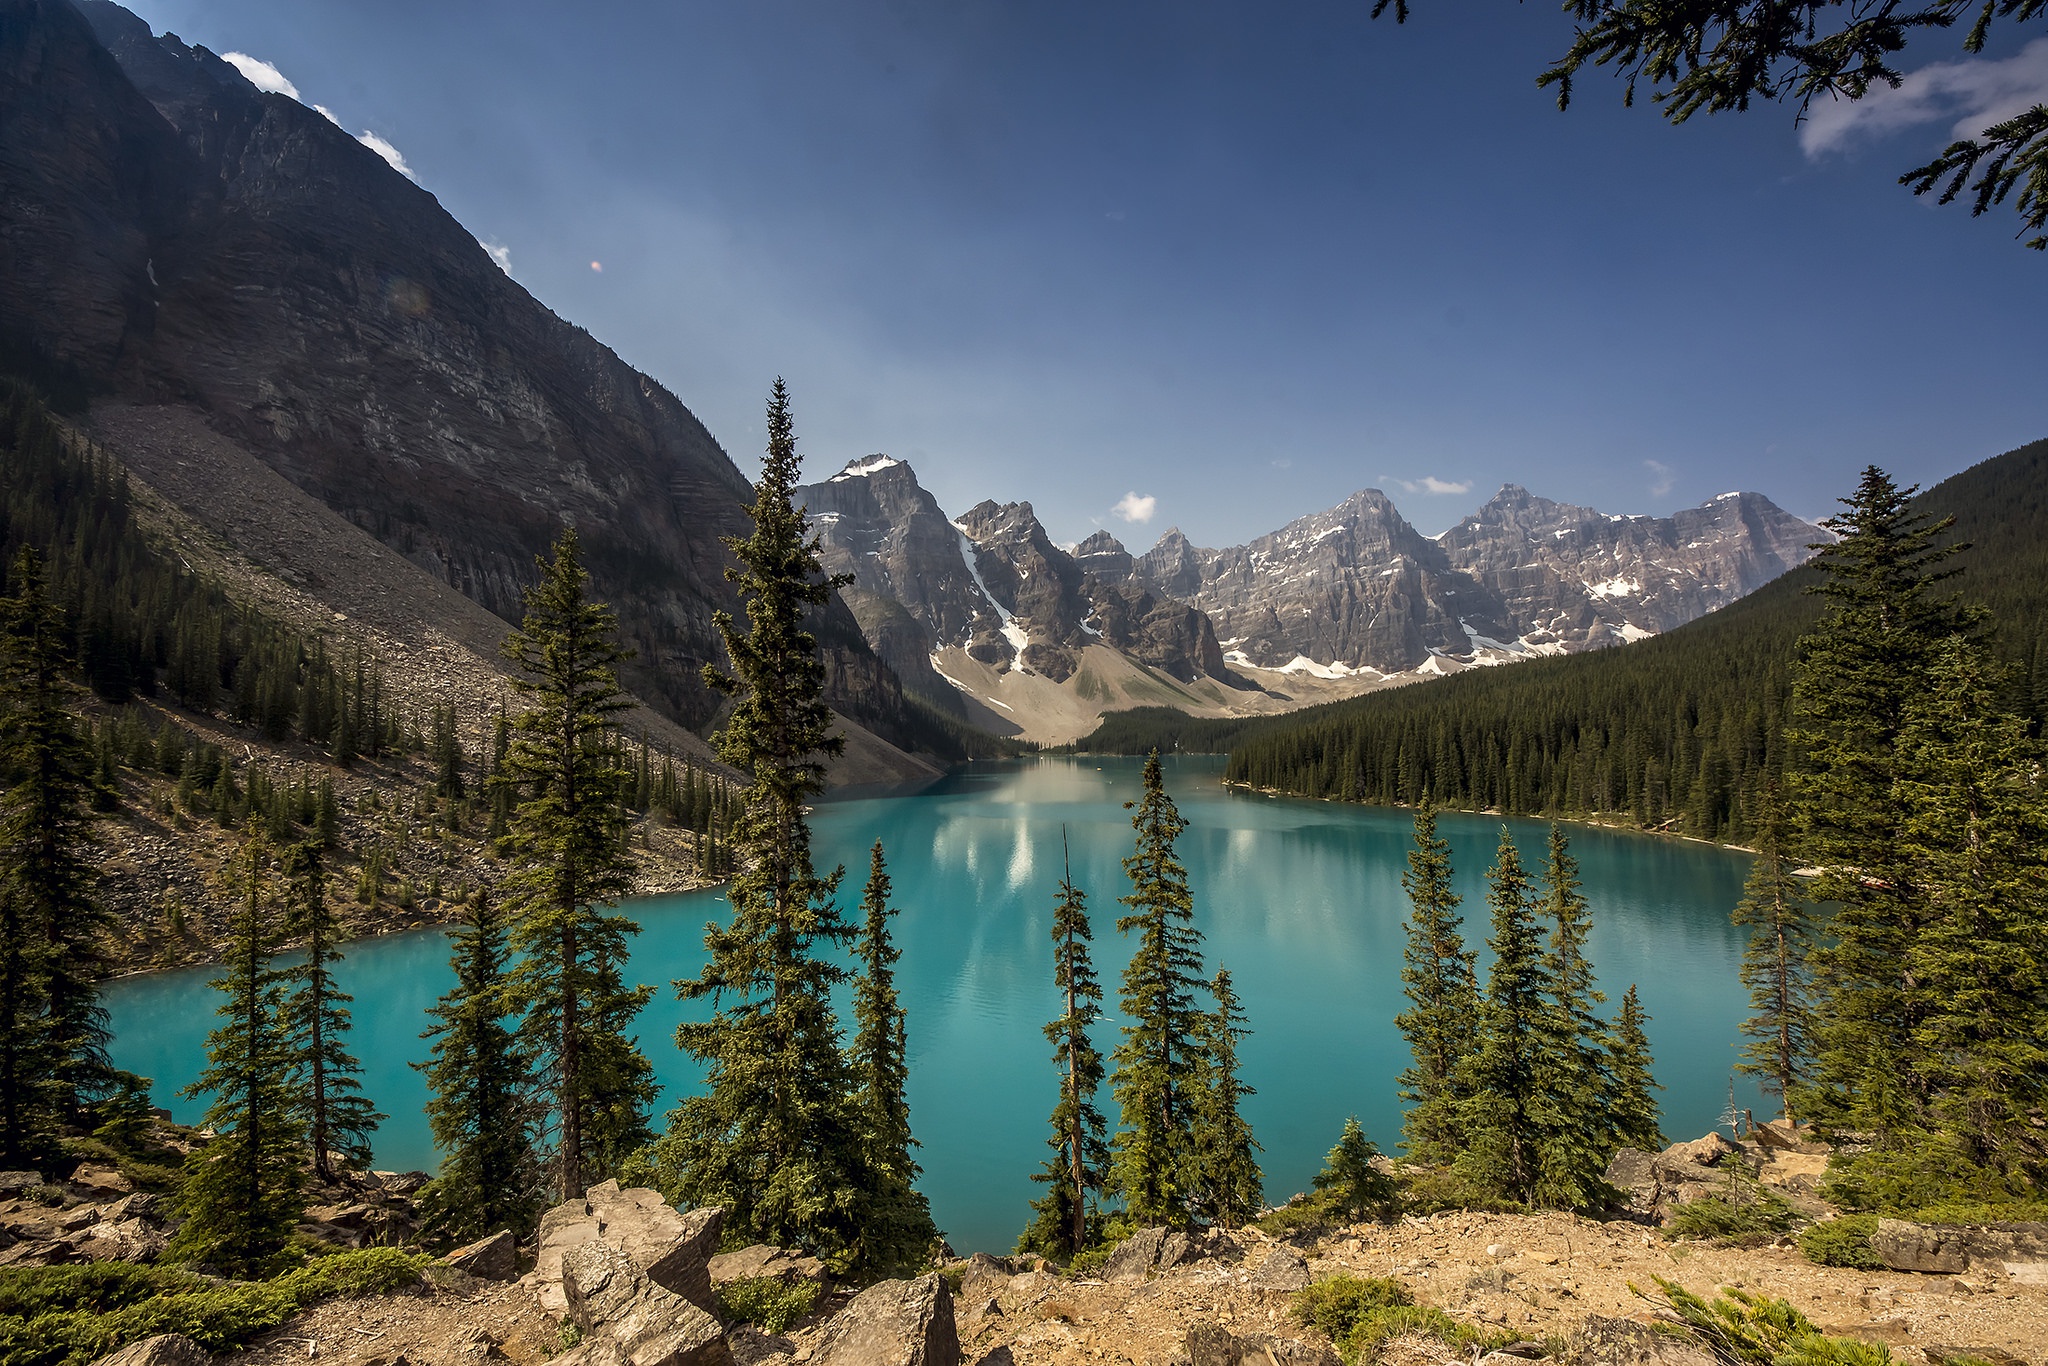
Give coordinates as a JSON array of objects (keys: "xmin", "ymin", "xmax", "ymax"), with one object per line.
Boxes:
[
  {"xmin": 1390, "ymin": 475, "xmax": 1473, "ymax": 495},
  {"xmin": 312, "ymin": 104, "xmax": 342, "ymax": 126},
  {"xmin": 357, "ymin": 132, "xmax": 416, "ymax": 181},
  {"xmin": 1112, "ymin": 491, "xmax": 1157, "ymax": 523},
  {"xmin": 481, "ymin": 240, "xmax": 512, "ymax": 272},
  {"xmin": 1644, "ymin": 458, "xmax": 1676, "ymax": 498},
  {"xmin": 1801, "ymin": 38, "xmax": 2048, "ymax": 157},
  {"xmin": 221, "ymin": 52, "xmax": 299, "ymax": 100}
]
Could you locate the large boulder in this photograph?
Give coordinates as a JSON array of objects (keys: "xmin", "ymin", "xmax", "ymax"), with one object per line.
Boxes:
[
  {"xmin": 1100, "ymin": 1227, "xmax": 1168, "ymax": 1284},
  {"xmin": 444, "ymin": 1229, "xmax": 520, "ymax": 1281},
  {"xmin": 1659, "ymin": 1134, "xmax": 1735, "ymax": 1169},
  {"xmin": 66, "ymin": 1163, "xmax": 134, "ymax": 1201},
  {"xmin": 1870, "ymin": 1219, "xmax": 2048, "ymax": 1275},
  {"xmin": 88, "ymin": 1335, "xmax": 211, "ymax": 1366},
  {"xmin": 1250, "ymin": 1247, "xmax": 1312, "ymax": 1292},
  {"xmin": 809, "ymin": 1274, "xmax": 959, "ymax": 1366},
  {"xmin": 708, "ymin": 1245, "xmax": 831, "ymax": 1293},
  {"xmin": 1563, "ymin": 1316, "xmax": 1718, "ymax": 1366},
  {"xmin": 70, "ymin": 1217, "xmax": 169, "ymax": 1264},
  {"xmin": 561, "ymin": 1239, "xmax": 730, "ymax": 1366},
  {"xmin": 537, "ymin": 1185, "xmax": 725, "ymax": 1315},
  {"xmin": 1188, "ymin": 1324, "xmax": 1339, "ymax": 1366}
]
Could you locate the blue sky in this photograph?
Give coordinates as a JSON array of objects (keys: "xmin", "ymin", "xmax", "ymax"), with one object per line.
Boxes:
[{"xmin": 124, "ymin": 0, "xmax": 2047, "ymax": 545}]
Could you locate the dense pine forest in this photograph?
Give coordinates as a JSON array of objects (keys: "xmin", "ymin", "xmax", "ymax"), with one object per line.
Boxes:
[{"xmin": 1193, "ymin": 438, "xmax": 2048, "ymax": 840}]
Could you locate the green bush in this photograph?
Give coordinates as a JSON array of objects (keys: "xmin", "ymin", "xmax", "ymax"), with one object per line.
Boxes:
[
  {"xmin": 1397, "ymin": 1167, "xmax": 1523, "ymax": 1216},
  {"xmin": 0, "ymin": 1249, "xmax": 427, "ymax": 1366},
  {"xmin": 716, "ymin": 1277, "xmax": 821, "ymax": 1334},
  {"xmin": 1663, "ymin": 1192, "xmax": 1797, "ymax": 1242},
  {"xmin": 1257, "ymin": 1192, "xmax": 1342, "ymax": 1240},
  {"xmin": 1339, "ymin": 1306, "xmax": 1509, "ymax": 1365},
  {"xmin": 1290, "ymin": 1274, "xmax": 1412, "ymax": 1341},
  {"xmin": 1799, "ymin": 1216, "xmax": 1883, "ymax": 1269},
  {"xmin": 1640, "ymin": 1277, "xmax": 1892, "ymax": 1366}
]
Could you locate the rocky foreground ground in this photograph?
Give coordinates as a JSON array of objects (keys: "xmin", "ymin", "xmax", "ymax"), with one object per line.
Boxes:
[{"xmin": 47, "ymin": 1121, "xmax": 2048, "ymax": 1366}]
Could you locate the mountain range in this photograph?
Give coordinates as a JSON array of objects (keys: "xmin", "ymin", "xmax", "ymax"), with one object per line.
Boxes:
[{"xmin": 2, "ymin": 0, "xmax": 1824, "ymax": 759}]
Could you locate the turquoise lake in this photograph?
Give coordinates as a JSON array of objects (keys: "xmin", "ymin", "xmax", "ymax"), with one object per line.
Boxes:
[{"xmin": 102, "ymin": 755, "xmax": 1763, "ymax": 1255}]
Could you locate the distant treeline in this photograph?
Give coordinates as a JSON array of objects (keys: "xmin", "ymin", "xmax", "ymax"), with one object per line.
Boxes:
[{"xmin": 1083, "ymin": 438, "xmax": 2048, "ymax": 844}]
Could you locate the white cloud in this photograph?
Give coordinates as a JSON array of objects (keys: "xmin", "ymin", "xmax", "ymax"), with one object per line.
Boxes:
[
  {"xmin": 482, "ymin": 240, "xmax": 512, "ymax": 273},
  {"xmin": 1391, "ymin": 475, "xmax": 1473, "ymax": 495},
  {"xmin": 1644, "ymin": 458, "xmax": 1676, "ymax": 498},
  {"xmin": 221, "ymin": 52, "xmax": 300, "ymax": 100},
  {"xmin": 312, "ymin": 104, "xmax": 341, "ymax": 126},
  {"xmin": 1112, "ymin": 491, "xmax": 1157, "ymax": 524},
  {"xmin": 357, "ymin": 132, "xmax": 416, "ymax": 181},
  {"xmin": 1800, "ymin": 38, "xmax": 2048, "ymax": 157}
]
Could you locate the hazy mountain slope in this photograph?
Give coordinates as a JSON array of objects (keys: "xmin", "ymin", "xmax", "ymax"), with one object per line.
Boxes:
[{"xmin": 0, "ymin": 0, "xmax": 934, "ymax": 776}]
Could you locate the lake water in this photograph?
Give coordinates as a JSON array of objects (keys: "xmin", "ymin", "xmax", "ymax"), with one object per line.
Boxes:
[{"xmin": 103, "ymin": 755, "xmax": 1762, "ymax": 1255}]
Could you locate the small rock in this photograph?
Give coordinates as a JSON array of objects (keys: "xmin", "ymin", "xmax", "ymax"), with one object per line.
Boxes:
[
  {"xmin": 1564, "ymin": 1315, "xmax": 1717, "ymax": 1366},
  {"xmin": 1101, "ymin": 1227, "xmax": 1168, "ymax": 1284},
  {"xmin": 88, "ymin": 1335, "xmax": 212, "ymax": 1366},
  {"xmin": 1250, "ymin": 1247, "xmax": 1311, "ymax": 1292},
  {"xmin": 809, "ymin": 1273, "xmax": 959, "ymax": 1366},
  {"xmin": 443, "ymin": 1229, "xmax": 519, "ymax": 1281},
  {"xmin": 1523, "ymin": 1251, "xmax": 1558, "ymax": 1266},
  {"xmin": 67, "ymin": 1163, "xmax": 135, "ymax": 1200},
  {"xmin": 1485, "ymin": 1244, "xmax": 1511, "ymax": 1259},
  {"xmin": 707, "ymin": 1245, "xmax": 831, "ymax": 1294},
  {"xmin": 726, "ymin": 1326, "xmax": 796, "ymax": 1366},
  {"xmin": 0, "ymin": 1172, "xmax": 43, "ymax": 1196},
  {"xmin": 1659, "ymin": 1134, "xmax": 1735, "ymax": 1169},
  {"xmin": 1188, "ymin": 1325, "xmax": 1339, "ymax": 1366}
]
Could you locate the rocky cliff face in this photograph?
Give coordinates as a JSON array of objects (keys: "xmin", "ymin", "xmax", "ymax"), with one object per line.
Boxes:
[
  {"xmin": 0, "ymin": 0, "xmax": 911, "ymax": 743},
  {"xmin": 1437, "ymin": 485, "xmax": 1822, "ymax": 648},
  {"xmin": 1122, "ymin": 487, "xmax": 1822, "ymax": 674}
]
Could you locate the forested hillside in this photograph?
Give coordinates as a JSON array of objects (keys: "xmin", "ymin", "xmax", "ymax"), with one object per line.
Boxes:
[{"xmin": 1197, "ymin": 438, "xmax": 2048, "ymax": 841}]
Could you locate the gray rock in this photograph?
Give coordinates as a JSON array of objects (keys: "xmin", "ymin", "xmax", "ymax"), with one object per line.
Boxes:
[
  {"xmin": 1101, "ymin": 1227, "xmax": 1169, "ymax": 1284},
  {"xmin": 957, "ymin": 1252, "xmax": 1018, "ymax": 1304},
  {"xmin": 66, "ymin": 1162, "xmax": 135, "ymax": 1200},
  {"xmin": 1659, "ymin": 1134, "xmax": 1736, "ymax": 1168},
  {"xmin": 708, "ymin": 1245, "xmax": 831, "ymax": 1293},
  {"xmin": 586, "ymin": 1182, "xmax": 722, "ymax": 1308},
  {"xmin": 69, "ymin": 1217, "xmax": 169, "ymax": 1264},
  {"xmin": 1563, "ymin": 1316, "xmax": 1717, "ymax": 1366},
  {"xmin": 88, "ymin": 1335, "xmax": 211, "ymax": 1366},
  {"xmin": 809, "ymin": 1273, "xmax": 960, "ymax": 1366},
  {"xmin": 1250, "ymin": 1247, "xmax": 1312, "ymax": 1292},
  {"xmin": 1870, "ymin": 1220, "xmax": 2048, "ymax": 1274},
  {"xmin": 1187, "ymin": 1324, "xmax": 1340, "ymax": 1366},
  {"xmin": 561, "ymin": 1239, "xmax": 731, "ymax": 1366},
  {"xmin": 0, "ymin": 1172, "xmax": 44, "ymax": 1195},
  {"xmin": 444, "ymin": 1229, "xmax": 520, "ymax": 1281}
]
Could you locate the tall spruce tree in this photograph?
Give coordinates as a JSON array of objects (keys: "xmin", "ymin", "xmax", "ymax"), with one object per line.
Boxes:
[
  {"xmin": 1395, "ymin": 798, "xmax": 1478, "ymax": 1166},
  {"xmin": 1533, "ymin": 825, "xmax": 1612, "ymax": 1213},
  {"xmin": 1021, "ymin": 835, "xmax": 1110, "ymax": 1260},
  {"xmin": 1608, "ymin": 985, "xmax": 1664, "ymax": 1152},
  {"xmin": 1729, "ymin": 792, "xmax": 1818, "ymax": 1123},
  {"xmin": 1886, "ymin": 636, "xmax": 2048, "ymax": 1193},
  {"xmin": 170, "ymin": 838, "xmax": 304, "ymax": 1274},
  {"xmin": 848, "ymin": 842, "xmax": 938, "ymax": 1272},
  {"xmin": 1109, "ymin": 751, "xmax": 1209, "ymax": 1227},
  {"xmin": 417, "ymin": 891, "xmax": 544, "ymax": 1244},
  {"xmin": 1191, "ymin": 967, "xmax": 1263, "ymax": 1228},
  {"xmin": 657, "ymin": 380, "xmax": 869, "ymax": 1268},
  {"xmin": 0, "ymin": 547, "xmax": 110, "ymax": 1160},
  {"xmin": 1457, "ymin": 829, "xmax": 1557, "ymax": 1206},
  {"xmin": 1788, "ymin": 466, "xmax": 1978, "ymax": 1141},
  {"xmin": 499, "ymin": 529, "xmax": 654, "ymax": 1200},
  {"xmin": 280, "ymin": 839, "xmax": 381, "ymax": 1182}
]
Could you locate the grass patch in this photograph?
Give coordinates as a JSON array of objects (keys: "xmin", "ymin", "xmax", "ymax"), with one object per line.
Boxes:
[
  {"xmin": 0, "ymin": 1249, "xmax": 427, "ymax": 1366},
  {"xmin": 715, "ymin": 1277, "xmax": 821, "ymax": 1334},
  {"xmin": 1638, "ymin": 1276, "xmax": 1893, "ymax": 1366},
  {"xmin": 1799, "ymin": 1216, "xmax": 1883, "ymax": 1270},
  {"xmin": 1290, "ymin": 1276, "xmax": 1504, "ymax": 1365}
]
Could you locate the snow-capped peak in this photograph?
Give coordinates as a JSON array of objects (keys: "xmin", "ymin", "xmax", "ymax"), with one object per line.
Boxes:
[{"xmin": 829, "ymin": 454, "xmax": 904, "ymax": 482}]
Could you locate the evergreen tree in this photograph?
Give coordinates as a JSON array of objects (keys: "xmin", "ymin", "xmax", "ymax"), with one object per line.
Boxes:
[
  {"xmin": 848, "ymin": 842, "xmax": 939, "ymax": 1272},
  {"xmin": 1394, "ymin": 798, "xmax": 1477, "ymax": 1165},
  {"xmin": 498, "ymin": 529, "xmax": 654, "ymax": 1200},
  {"xmin": 0, "ymin": 547, "xmax": 110, "ymax": 1160},
  {"xmin": 1311, "ymin": 1116, "xmax": 1399, "ymax": 1224},
  {"xmin": 1109, "ymin": 751, "xmax": 1209, "ymax": 1228},
  {"xmin": 169, "ymin": 839, "xmax": 303, "ymax": 1274},
  {"xmin": 656, "ymin": 380, "xmax": 869, "ymax": 1268},
  {"xmin": 417, "ymin": 892, "xmax": 544, "ymax": 1244},
  {"xmin": 1789, "ymin": 467, "xmax": 1978, "ymax": 1140},
  {"xmin": 1457, "ymin": 829, "xmax": 1556, "ymax": 1206},
  {"xmin": 1019, "ymin": 834, "xmax": 1109, "ymax": 1260},
  {"xmin": 1729, "ymin": 792, "xmax": 1818, "ymax": 1122},
  {"xmin": 1190, "ymin": 967, "xmax": 1263, "ymax": 1228},
  {"xmin": 1608, "ymin": 985, "xmax": 1664, "ymax": 1153},
  {"xmin": 1888, "ymin": 636, "xmax": 2048, "ymax": 1191},
  {"xmin": 280, "ymin": 839, "xmax": 382, "ymax": 1182},
  {"xmin": 1532, "ymin": 825, "xmax": 1612, "ymax": 1213}
]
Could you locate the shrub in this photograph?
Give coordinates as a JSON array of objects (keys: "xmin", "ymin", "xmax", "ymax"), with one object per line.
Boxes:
[
  {"xmin": 1798, "ymin": 1216, "xmax": 1883, "ymax": 1269},
  {"xmin": 1397, "ymin": 1167, "xmax": 1523, "ymax": 1216},
  {"xmin": 1340, "ymin": 1305, "xmax": 1509, "ymax": 1364},
  {"xmin": 0, "ymin": 1249, "xmax": 426, "ymax": 1366},
  {"xmin": 1257, "ymin": 1192, "xmax": 1342, "ymax": 1241},
  {"xmin": 716, "ymin": 1277, "xmax": 821, "ymax": 1334},
  {"xmin": 1663, "ymin": 1192, "xmax": 1797, "ymax": 1242},
  {"xmin": 1639, "ymin": 1277, "xmax": 1892, "ymax": 1366},
  {"xmin": 1290, "ymin": 1274, "xmax": 1412, "ymax": 1342}
]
